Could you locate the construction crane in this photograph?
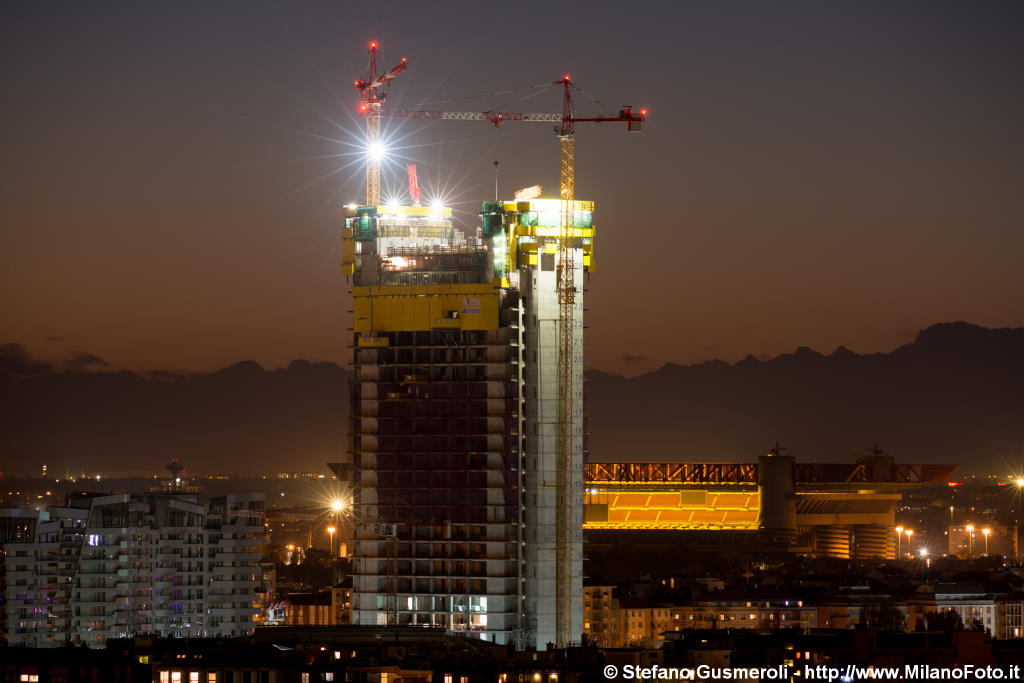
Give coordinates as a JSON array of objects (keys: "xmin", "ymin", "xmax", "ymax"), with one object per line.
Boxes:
[
  {"xmin": 356, "ymin": 55, "xmax": 645, "ymax": 649},
  {"xmin": 353, "ymin": 41, "xmax": 408, "ymax": 206}
]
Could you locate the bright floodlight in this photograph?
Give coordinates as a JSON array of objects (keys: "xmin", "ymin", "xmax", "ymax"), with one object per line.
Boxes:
[
  {"xmin": 331, "ymin": 499, "xmax": 344, "ymax": 512},
  {"xmin": 431, "ymin": 199, "xmax": 444, "ymax": 211},
  {"xmin": 1016, "ymin": 477, "xmax": 1024, "ymax": 487},
  {"xmin": 919, "ymin": 549, "xmax": 928, "ymax": 557},
  {"xmin": 367, "ymin": 140, "xmax": 385, "ymax": 161}
]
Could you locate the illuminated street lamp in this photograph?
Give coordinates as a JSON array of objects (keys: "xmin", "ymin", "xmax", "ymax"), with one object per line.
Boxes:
[
  {"xmin": 966, "ymin": 524, "xmax": 974, "ymax": 558},
  {"xmin": 895, "ymin": 526, "xmax": 904, "ymax": 558},
  {"xmin": 904, "ymin": 529, "xmax": 913, "ymax": 558},
  {"xmin": 983, "ymin": 528, "xmax": 991, "ymax": 555},
  {"xmin": 327, "ymin": 526, "xmax": 336, "ymax": 557}
]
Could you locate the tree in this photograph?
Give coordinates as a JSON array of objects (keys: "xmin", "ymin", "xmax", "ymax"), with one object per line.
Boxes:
[
  {"xmin": 858, "ymin": 602, "xmax": 907, "ymax": 631},
  {"xmin": 924, "ymin": 609, "xmax": 964, "ymax": 633}
]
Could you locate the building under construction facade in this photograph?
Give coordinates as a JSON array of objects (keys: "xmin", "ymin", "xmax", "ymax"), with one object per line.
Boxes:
[{"xmin": 340, "ymin": 199, "xmax": 594, "ymax": 648}]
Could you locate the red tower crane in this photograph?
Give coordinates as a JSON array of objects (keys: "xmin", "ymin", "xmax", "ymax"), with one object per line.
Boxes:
[{"xmin": 353, "ymin": 41, "xmax": 408, "ymax": 206}]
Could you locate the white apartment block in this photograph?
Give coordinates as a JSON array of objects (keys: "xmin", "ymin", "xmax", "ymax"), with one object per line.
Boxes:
[{"xmin": 0, "ymin": 492, "xmax": 264, "ymax": 647}]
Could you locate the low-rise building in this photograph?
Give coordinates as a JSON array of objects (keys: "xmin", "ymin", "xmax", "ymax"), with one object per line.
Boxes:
[
  {"xmin": 673, "ymin": 591, "xmax": 816, "ymax": 632},
  {"xmin": 619, "ymin": 597, "xmax": 672, "ymax": 646},
  {"xmin": 582, "ymin": 582, "xmax": 620, "ymax": 648}
]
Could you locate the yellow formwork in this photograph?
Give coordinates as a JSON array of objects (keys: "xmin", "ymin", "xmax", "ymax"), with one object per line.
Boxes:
[
  {"xmin": 373, "ymin": 205, "xmax": 452, "ymax": 218},
  {"xmin": 501, "ymin": 199, "xmax": 593, "ymax": 213},
  {"xmin": 353, "ymin": 283, "xmax": 500, "ymax": 332}
]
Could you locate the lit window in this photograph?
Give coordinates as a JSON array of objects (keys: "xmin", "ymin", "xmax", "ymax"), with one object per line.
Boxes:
[
  {"xmin": 325, "ymin": 675, "xmax": 334, "ymax": 682},
  {"xmin": 208, "ymin": 675, "xmax": 218, "ymax": 683},
  {"xmin": 160, "ymin": 674, "xmax": 170, "ymax": 683},
  {"xmin": 302, "ymin": 675, "xmax": 310, "ymax": 683},
  {"xmin": 190, "ymin": 673, "xmax": 200, "ymax": 683},
  {"xmin": 172, "ymin": 674, "xmax": 182, "ymax": 683}
]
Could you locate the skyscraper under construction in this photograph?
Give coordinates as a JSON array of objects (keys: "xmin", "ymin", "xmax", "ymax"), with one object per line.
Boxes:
[{"xmin": 340, "ymin": 198, "xmax": 593, "ymax": 648}]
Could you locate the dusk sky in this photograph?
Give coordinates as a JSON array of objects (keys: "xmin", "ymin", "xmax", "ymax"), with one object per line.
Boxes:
[{"xmin": 3, "ymin": 1, "xmax": 1022, "ymax": 378}]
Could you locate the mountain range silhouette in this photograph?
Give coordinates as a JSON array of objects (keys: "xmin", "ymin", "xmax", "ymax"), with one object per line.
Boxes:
[{"xmin": 2, "ymin": 322, "xmax": 1021, "ymax": 477}]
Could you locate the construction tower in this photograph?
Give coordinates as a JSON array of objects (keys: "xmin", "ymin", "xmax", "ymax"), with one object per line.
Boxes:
[{"xmin": 342, "ymin": 197, "xmax": 594, "ymax": 648}]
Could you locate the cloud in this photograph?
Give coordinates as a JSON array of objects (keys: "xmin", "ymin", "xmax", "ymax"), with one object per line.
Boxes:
[
  {"xmin": 63, "ymin": 352, "xmax": 109, "ymax": 372},
  {"xmin": 0, "ymin": 343, "xmax": 55, "ymax": 377},
  {"xmin": 620, "ymin": 354, "xmax": 648, "ymax": 363}
]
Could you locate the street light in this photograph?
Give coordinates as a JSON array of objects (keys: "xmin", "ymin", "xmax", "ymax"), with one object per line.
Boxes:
[
  {"xmin": 983, "ymin": 528, "xmax": 991, "ymax": 555},
  {"xmin": 895, "ymin": 526, "xmax": 904, "ymax": 558},
  {"xmin": 904, "ymin": 529, "xmax": 913, "ymax": 558},
  {"xmin": 327, "ymin": 526, "xmax": 336, "ymax": 557},
  {"xmin": 331, "ymin": 499, "xmax": 345, "ymax": 513},
  {"xmin": 966, "ymin": 524, "xmax": 974, "ymax": 558}
]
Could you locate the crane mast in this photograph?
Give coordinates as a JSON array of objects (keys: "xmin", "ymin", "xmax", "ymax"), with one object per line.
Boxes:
[{"xmin": 555, "ymin": 75, "xmax": 576, "ymax": 648}]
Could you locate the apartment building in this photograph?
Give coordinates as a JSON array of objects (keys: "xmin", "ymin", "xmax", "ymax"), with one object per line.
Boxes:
[{"xmin": 0, "ymin": 492, "xmax": 264, "ymax": 647}]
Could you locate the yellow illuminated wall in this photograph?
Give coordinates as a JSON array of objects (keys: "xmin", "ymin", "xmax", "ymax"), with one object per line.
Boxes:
[
  {"xmin": 583, "ymin": 489, "xmax": 760, "ymax": 530},
  {"xmin": 352, "ymin": 284, "xmax": 500, "ymax": 332}
]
